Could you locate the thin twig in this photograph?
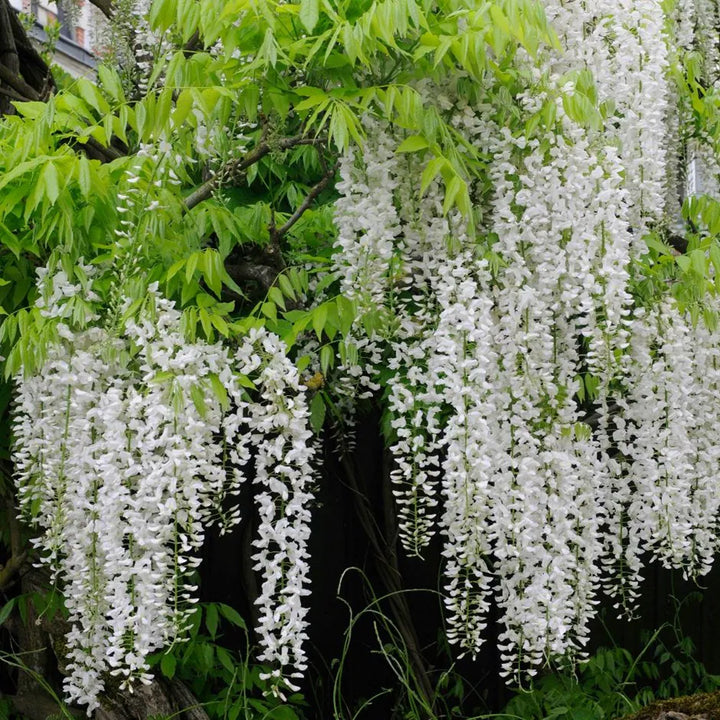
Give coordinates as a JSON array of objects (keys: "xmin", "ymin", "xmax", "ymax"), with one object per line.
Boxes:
[
  {"xmin": 87, "ymin": 0, "xmax": 114, "ymax": 18},
  {"xmin": 184, "ymin": 135, "xmax": 322, "ymax": 210},
  {"xmin": 271, "ymin": 160, "xmax": 339, "ymax": 243}
]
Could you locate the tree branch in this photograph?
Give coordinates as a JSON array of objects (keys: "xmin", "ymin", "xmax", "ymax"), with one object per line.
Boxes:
[
  {"xmin": 79, "ymin": 136, "xmax": 124, "ymax": 162},
  {"xmin": 0, "ymin": 550, "xmax": 27, "ymax": 591},
  {"xmin": 184, "ymin": 135, "xmax": 322, "ymax": 211},
  {"xmin": 87, "ymin": 0, "xmax": 114, "ymax": 18},
  {"xmin": 0, "ymin": 61, "xmax": 40, "ymax": 101},
  {"xmin": 0, "ymin": 468, "xmax": 27, "ymax": 591},
  {"xmin": 0, "ymin": 84, "xmax": 27, "ymax": 102},
  {"xmin": 4, "ymin": 0, "xmax": 53, "ymax": 95},
  {"xmin": 667, "ymin": 231, "xmax": 688, "ymax": 254},
  {"xmin": 225, "ymin": 262, "xmax": 278, "ymax": 292},
  {"xmin": 0, "ymin": 63, "xmax": 122, "ymax": 163},
  {"xmin": 270, "ymin": 160, "xmax": 339, "ymax": 243},
  {"xmin": 0, "ymin": 0, "xmax": 19, "ymax": 76}
]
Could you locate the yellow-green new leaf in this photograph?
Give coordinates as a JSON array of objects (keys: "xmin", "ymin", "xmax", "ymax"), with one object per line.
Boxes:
[
  {"xmin": 420, "ymin": 156, "xmax": 447, "ymax": 195},
  {"xmin": 300, "ymin": 0, "xmax": 320, "ymax": 32},
  {"xmin": 396, "ymin": 135, "xmax": 429, "ymax": 153},
  {"xmin": 313, "ymin": 303, "xmax": 328, "ymax": 340}
]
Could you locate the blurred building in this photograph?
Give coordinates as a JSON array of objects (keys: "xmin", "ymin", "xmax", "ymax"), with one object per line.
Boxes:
[{"xmin": 9, "ymin": 0, "xmax": 98, "ymax": 76}]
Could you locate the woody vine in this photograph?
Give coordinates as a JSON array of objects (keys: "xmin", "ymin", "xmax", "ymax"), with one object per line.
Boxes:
[{"xmin": 2, "ymin": 0, "xmax": 720, "ymax": 714}]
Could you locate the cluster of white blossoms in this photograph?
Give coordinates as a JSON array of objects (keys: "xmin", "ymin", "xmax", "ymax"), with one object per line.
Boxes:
[
  {"xmin": 236, "ymin": 328, "xmax": 316, "ymax": 691},
  {"xmin": 12, "ymin": 0, "xmax": 720, "ymax": 707},
  {"xmin": 13, "ymin": 271, "xmax": 315, "ymax": 710},
  {"xmin": 332, "ymin": 0, "xmax": 720, "ymax": 681},
  {"xmin": 610, "ymin": 299, "xmax": 720, "ymax": 587}
]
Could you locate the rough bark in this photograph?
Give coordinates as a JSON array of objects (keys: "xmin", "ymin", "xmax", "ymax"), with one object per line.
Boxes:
[
  {"xmin": 1, "ymin": 560, "xmax": 213, "ymax": 720},
  {"xmin": 620, "ymin": 693, "xmax": 720, "ymax": 720},
  {"xmin": 0, "ymin": 0, "xmax": 52, "ymax": 115}
]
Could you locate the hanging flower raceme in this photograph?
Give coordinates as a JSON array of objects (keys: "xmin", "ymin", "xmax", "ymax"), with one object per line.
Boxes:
[
  {"xmin": 14, "ymin": 274, "xmax": 233, "ymax": 708},
  {"xmin": 611, "ymin": 301, "xmax": 720, "ymax": 582},
  {"xmin": 232, "ymin": 327, "xmax": 316, "ymax": 694},
  {"xmin": 13, "ymin": 0, "xmax": 720, "ymax": 706},
  {"xmin": 428, "ymin": 255, "xmax": 505, "ymax": 657},
  {"xmin": 386, "ymin": 173, "xmax": 455, "ymax": 556},
  {"xmin": 327, "ymin": 0, "xmax": 720, "ymax": 687},
  {"xmin": 12, "ymin": 267, "xmax": 317, "ymax": 709}
]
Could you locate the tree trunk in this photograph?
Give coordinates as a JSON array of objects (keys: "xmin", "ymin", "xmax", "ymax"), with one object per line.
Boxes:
[
  {"xmin": 620, "ymin": 692, "xmax": 720, "ymax": 720},
  {"xmin": 0, "ymin": 0, "xmax": 52, "ymax": 113},
  {"xmin": 3, "ymin": 567, "xmax": 211, "ymax": 720}
]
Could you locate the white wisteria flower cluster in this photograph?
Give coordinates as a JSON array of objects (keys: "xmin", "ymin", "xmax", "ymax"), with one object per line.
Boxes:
[
  {"xmin": 236, "ymin": 328, "xmax": 316, "ymax": 691},
  {"xmin": 13, "ymin": 272, "xmax": 315, "ymax": 710},
  {"xmin": 332, "ymin": 0, "xmax": 720, "ymax": 681},
  {"xmin": 11, "ymin": 0, "xmax": 720, "ymax": 707}
]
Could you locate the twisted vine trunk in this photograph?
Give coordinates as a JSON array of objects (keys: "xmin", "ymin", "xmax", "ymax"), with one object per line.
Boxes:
[
  {"xmin": 0, "ymin": 5, "xmax": 208, "ymax": 717},
  {"xmin": 620, "ymin": 693, "xmax": 720, "ymax": 720},
  {"xmin": 0, "ymin": 0, "xmax": 52, "ymax": 113}
]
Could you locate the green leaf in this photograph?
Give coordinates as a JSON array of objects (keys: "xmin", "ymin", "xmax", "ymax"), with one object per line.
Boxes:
[
  {"xmin": 186, "ymin": 252, "xmax": 199, "ymax": 283},
  {"xmin": 199, "ymin": 307, "xmax": 214, "ymax": 339},
  {"xmin": 645, "ymin": 236, "xmax": 673, "ymax": 256},
  {"xmin": 197, "ymin": 642, "xmax": 214, "ymax": 673},
  {"xmin": 173, "ymin": 88, "xmax": 194, "ymax": 127},
  {"xmin": 205, "ymin": 603, "xmax": 218, "ymax": 639},
  {"xmin": 210, "ymin": 313, "xmax": 229, "ymax": 336},
  {"xmin": 268, "ymin": 286, "xmax": 286, "ymax": 310},
  {"xmin": 98, "ymin": 64, "xmax": 124, "ymax": 102},
  {"xmin": 490, "ymin": 4, "xmax": 512, "ymax": 35},
  {"xmin": 690, "ymin": 247, "xmax": 706, "ymax": 276},
  {"xmin": 237, "ymin": 375, "xmax": 257, "ymax": 390},
  {"xmin": 312, "ymin": 303, "xmax": 328, "ymax": 340},
  {"xmin": 336, "ymin": 295, "xmax": 355, "ymax": 336},
  {"xmin": 77, "ymin": 77, "xmax": 109, "ymax": 114},
  {"xmin": 309, "ymin": 392, "xmax": 326, "ymax": 432},
  {"xmin": 218, "ymin": 603, "xmax": 246, "ymax": 629},
  {"xmin": 562, "ymin": 91, "xmax": 602, "ymax": 130},
  {"xmin": 396, "ymin": 135, "xmax": 429, "ymax": 153},
  {"xmin": 190, "ymin": 383, "xmax": 208, "ymax": 416},
  {"xmin": 151, "ymin": 370, "xmax": 175, "ymax": 384},
  {"xmin": 261, "ymin": 302, "xmax": 277, "ymax": 320},
  {"xmin": 167, "ymin": 259, "xmax": 185, "ymax": 281},
  {"xmin": 299, "ymin": 0, "xmax": 320, "ymax": 32},
  {"xmin": 204, "ymin": 250, "xmax": 223, "ymax": 297},
  {"xmin": 420, "ymin": 156, "xmax": 446, "ymax": 195},
  {"xmin": 278, "ymin": 273, "xmax": 297, "ymax": 300},
  {"xmin": 259, "ymin": 28, "xmax": 278, "ymax": 66},
  {"xmin": 209, "ymin": 372, "xmax": 229, "ymax": 410},
  {"xmin": 160, "ymin": 653, "xmax": 176, "ymax": 679},
  {"xmin": 0, "ymin": 156, "xmax": 44, "ymax": 194},
  {"xmin": 267, "ymin": 706, "xmax": 301, "ymax": 720},
  {"xmin": 13, "ymin": 101, "xmax": 47, "ymax": 119},
  {"xmin": 442, "ymin": 174, "xmax": 465, "ymax": 215},
  {"xmin": 294, "ymin": 92, "xmax": 330, "ymax": 113},
  {"xmin": 229, "ymin": 701, "xmax": 242, "ymax": 720},
  {"xmin": 216, "ymin": 646, "xmax": 236, "ymax": 674},
  {"xmin": 0, "ymin": 598, "xmax": 16, "ymax": 626},
  {"xmin": 41, "ymin": 162, "xmax": 60, "ymax": 204},
  {"xmin": 76, "ymin": 156, "xmax": 92, "ymax": 198},
  {"xmin": 149, "ymin": 0, "xmax": 175, "ymax": 29},
  {"xmin": 709, "ymin": 243, "xmax": 720, "ymax": 290},
  {"xmin": 320, "ymin": 344, "xmax": 334, "ymax": 374}
]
